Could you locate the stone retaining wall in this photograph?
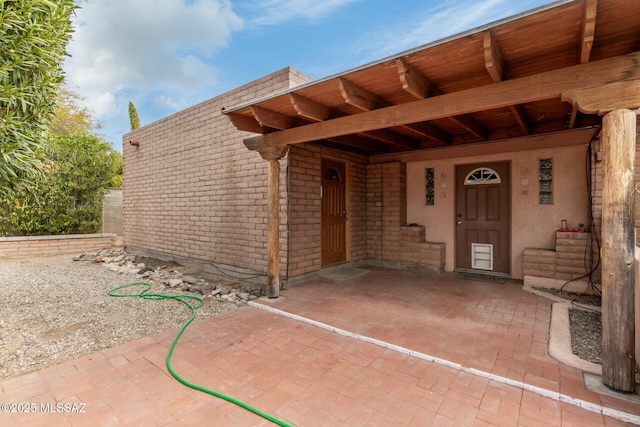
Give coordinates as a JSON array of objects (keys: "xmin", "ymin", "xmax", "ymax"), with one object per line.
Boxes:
[{"xmin": 0, "ymin": 234, "xmax": 116, "ymax": 258}]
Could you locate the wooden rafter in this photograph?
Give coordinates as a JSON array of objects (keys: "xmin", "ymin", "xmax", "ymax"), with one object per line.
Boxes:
[
  {"xmin": 338, "ymin": 77, "xmax": 421, "ymax": 149},
  {"xmin": 580, "ymin": 0, "xmax": 597, "ymax": 64},
  {"xmin": 243, "ymin": 52, "xmax": 640, "ymax": 153},
  {"xmin": 570, "ymin": 0, "xmax": 598, "ymax": 128},
  {"xmin": 483, "ymin": 31, "xmax": 504, "ymax": 82},
  {"xmin": 226, "ymin": 112, "xmax": 263, "ymax": 133},
  {"xmin": 338, "ymin": 77, "xmax": 384, "ymax": 111},
  {"xmin": 289, "ymin": 92, "xmax": 389, "ymax": 154},
  {"xmin": 483, "ymin": 30, "xmax": 529, "ymax": 134},
  {"xmin": 250, "ymin": 106, "xmax": 292, "ymax": 130},
  {"xmin": 289, "ymin": 93, "xmax": 331, "ymax": 121},
  {"xmin": 395, "ymin": 57, "xmax": 486, "ymax": 140},
  {"xmin": 395, "ymin": 58, "xmax": 430, "ymax": 98}
]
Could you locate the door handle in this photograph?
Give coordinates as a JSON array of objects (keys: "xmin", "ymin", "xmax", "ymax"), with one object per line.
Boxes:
[
  {"xmin": 343, "ymin": 210, "xmax": 348, "ymax": 221},
  {"xmin": 457, "ymin": 220, "xmax": 463, "ymax": 225}
]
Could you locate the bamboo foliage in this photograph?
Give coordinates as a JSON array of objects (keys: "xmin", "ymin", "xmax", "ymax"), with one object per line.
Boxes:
[{"xmin": 0, "ymin": 0, "xmax": 76, "ymax": 192}]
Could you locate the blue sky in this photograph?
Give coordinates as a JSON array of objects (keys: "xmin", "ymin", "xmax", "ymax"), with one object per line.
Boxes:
[{"xmin": 64, "ymin": 0, "xmax": 559, "ymax": 150}]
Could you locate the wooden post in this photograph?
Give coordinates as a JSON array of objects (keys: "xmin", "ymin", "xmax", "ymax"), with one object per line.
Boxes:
[
  {"xmin": 601, "ymin": 108, "xmax": 636, "ymax": 392},
  {"xmin": 267, "ymin": 159, "xmax": 280, "ymax": 298}
]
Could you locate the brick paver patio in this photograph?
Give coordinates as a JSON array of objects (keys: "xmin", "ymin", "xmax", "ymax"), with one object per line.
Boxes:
[{"xmin": 1, "ymin": 268, "xmax": 638, "ymax": 426}]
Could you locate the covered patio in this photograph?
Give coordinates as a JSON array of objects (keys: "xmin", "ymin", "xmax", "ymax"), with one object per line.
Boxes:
[
  {"xmin": 223, "ymin": 0, "xmax": 640, "ymax": 392},
  {"xmin": 1, "ymin": 270, "xmax": 638, "ymax": 426}
]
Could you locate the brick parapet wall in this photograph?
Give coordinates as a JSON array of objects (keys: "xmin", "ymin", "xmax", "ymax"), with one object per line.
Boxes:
[
  {"xmin": 523, "ymin": 231, "xmax": 600, "ymax": 282},
  {"xmin": 123, "ymin": 68, "xmax": 311, "ymax": 277},
  {"xmin": 367, "ymin": 162, "xmax": 445, "ymax": 272},
  {"xmin": 399, "ymin": 226, "xmax": 446, "ymax": 270},
  {"xmin": 0, "ymin": 234, "xmax": 116, "ymax": 258}
]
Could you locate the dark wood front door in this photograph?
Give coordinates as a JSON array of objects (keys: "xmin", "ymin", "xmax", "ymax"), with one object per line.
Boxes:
[
  {"xmin": 321, "ymin": 159, "xmax": 347, "ymax": 266},
  {"xmin": 455, "ymin": 162, "xmax": 510, "ymax": 274}
]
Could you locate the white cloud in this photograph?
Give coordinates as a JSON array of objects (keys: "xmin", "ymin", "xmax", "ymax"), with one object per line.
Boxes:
[
  {"xmin": 355, "ymin": 0, "xmax": 523, "ymax": 60},
  {"xmin": 247, "ymin": 0, "xmax": 360, "ymax": 26},
  {"xmin": 65, "ymin": 0, "xmax": 243, "ymax": 119},
  {"xmin": 153, "ymin": 94, "xmax": 184, "ymax": 111}
]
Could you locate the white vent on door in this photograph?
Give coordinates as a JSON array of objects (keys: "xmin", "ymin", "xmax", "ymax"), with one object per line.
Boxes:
[{"xmin": 471, "ymin": 243, "xmax": 493, "ymax": 270}]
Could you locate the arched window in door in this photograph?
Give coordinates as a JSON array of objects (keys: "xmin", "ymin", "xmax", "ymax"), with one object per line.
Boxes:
[
  {"xmin": 464, "ymin": 167, "xmax": 501, "ymax": 185},
  {"xmin": 324, "ymin": 167, "xmax": 342, "ymax": 182}
]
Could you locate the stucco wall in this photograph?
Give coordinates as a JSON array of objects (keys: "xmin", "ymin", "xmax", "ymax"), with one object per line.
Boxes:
[
  {"xmin": 402, "ymin": 129, "xmax": 595, "ymax": 279},
  {"xmin": 122, "ymin": 67, "xmax": 311, "ymax": 277},
  {"xmin": 102, "ymin": 188, "xmax": 122, "ymax": 235}
]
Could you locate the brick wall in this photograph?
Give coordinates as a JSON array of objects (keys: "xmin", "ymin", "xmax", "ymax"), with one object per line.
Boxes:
[
  {"xmin": 367, "ymin": 161, "xmax": 445, "ymax": 271},
  {"xmin": 0, "ymin": 234, "xmax": 116, "ymax": 258},
  {"xmin": 523, "ymin": 231, "xmax": 600, "ymax": 282},
  {"xmin": 123, "ymin": 67, "xmax": 311, "ymax": 277},
  {"xmin": 287, "ymin": 144, "xmax": 368, "ymax": 277}
]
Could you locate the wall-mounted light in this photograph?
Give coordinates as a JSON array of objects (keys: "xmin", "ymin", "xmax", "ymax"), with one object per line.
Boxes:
[{"xmin": 129, "ymin": 140, "xmax": 140, "ymax": 147}]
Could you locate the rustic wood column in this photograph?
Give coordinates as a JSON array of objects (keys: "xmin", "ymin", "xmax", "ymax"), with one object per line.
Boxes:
[
  {"xmin": 601, "ymin": 108, "xmax": 636, "ymax": 392},
  {"xmin": 267, "ymin": 158, "xmax": 281, "ymax": 298}
]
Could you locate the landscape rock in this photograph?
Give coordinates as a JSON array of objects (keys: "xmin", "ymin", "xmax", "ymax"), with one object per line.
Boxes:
[{"xmin": 168, "ymin": 279, "xmax": 183, "ymax": 288}]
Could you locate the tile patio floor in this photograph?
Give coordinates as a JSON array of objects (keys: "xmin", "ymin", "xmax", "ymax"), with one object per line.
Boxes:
[{"xmin": 1, "ymin": 267, "xmax": 638, "ymax": 426}]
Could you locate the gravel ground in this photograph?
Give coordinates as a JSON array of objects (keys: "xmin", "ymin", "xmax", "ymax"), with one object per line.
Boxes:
[
  {"xmin": 569, "ymin": 308, "xmax": 602, "ymax": 364},
  {"xmin": 0, "ymin": 256, "xmax": 615, "ymax": 382},
  {"xmin": 0, "ymin": 255, "xmax": 239, "ymax": 380}
]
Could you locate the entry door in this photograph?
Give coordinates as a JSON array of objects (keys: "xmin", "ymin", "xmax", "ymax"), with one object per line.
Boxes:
[
  {"xmin": 321, "ymin": 159, "xmax": 347, "ymax": 266},
  {"xmin": 455, "ymin": 162, "xmax": 510, "ymax": 274}
]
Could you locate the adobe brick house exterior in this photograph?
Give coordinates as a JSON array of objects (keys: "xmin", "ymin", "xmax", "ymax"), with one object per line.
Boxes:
[
  {"xmin": 123, "ymin": 66, "xmax": 620, "ymax": 284},
  {"xmin": 122, "ymin": 69, "xmax": 447, "ymax": 282},
  {"xmin": 123, "ymin": 68, "xmax": 310, "ymax": 277},
  {"xmin": 123, "ymin": 0, "xmax": 640, "ymax": 392}
]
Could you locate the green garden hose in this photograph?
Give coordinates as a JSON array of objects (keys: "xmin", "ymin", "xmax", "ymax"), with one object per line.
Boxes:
[{"xmin": 108, "ymin": 282, "xmax": 293, "ymax": 427}]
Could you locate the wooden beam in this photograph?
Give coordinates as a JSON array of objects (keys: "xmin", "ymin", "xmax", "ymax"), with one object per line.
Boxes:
[
  {"xmin": 601, "ymin": 108, "xmax": 636, "ymax": 392},
  {"xmin": 483, "ymin": 30, "xmax": 504, "ymax": 82},
  {"xmin": 289, "ymin": 93, "xmax": 331, "ymax": 121},
  {"xmin": 266, "ymin": 159, "xmax": 281, "ymax": 298},
  {"xmin": 244, "ymin": 141, "xmax": 289, "ymax": 161},
  {"xmin": 562, "ymin": 80, "xmax": 640, "ymax": 115},
  {"xmin": 250, "ymin": 106, "xmax": 292, "ymax": 130},
  {"xmin": 484, "ymin": 30, "xmax": 529, "ymax": 134},
  {"xmin": 580, "ymin": 0, "xmax": 597, "ymax": 64},
  {"xmin": 338, "ymin": 77, "xmax": 383, "ymax": 111},
  {"xmin": 402, "ymin": 121, "xmax": 451, "ymax": 145},
  {"xmin": 395, "ymin": 58, "xmax": 465, "ymax": 141},
  {"xmin": 289, "ymin": 92, "xmax": 392, "ymax": 153},
  {"xmin": 570, "ymin": 0, "xmax": 597, "ymax": 128},
  {"xmin": 395, "ymin": 58, "xmax": 430, "ymax": 98},
  {"xmin": 448, "ymin": 114, "xmax": 487, "ymax": 140},
  {"xmin": 226, "ymin": 112, "xmax": 263, "ymax": 133},
  {"xmin": 243, "ymin": 52, "xmax": 640, "ymax": 150},
  {"xmin": 321, "ymin": 135, "xmax": 388, "ymax": 154},
  {"xmin": 361, "ymin": 129, "xmax": 419, "ymax": 150}
]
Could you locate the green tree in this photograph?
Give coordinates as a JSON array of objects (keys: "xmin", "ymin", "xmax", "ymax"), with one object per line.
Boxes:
[
  {"xmin": 50, "ymin": 86, "xmax": 122, "ymax": 187},
  {"xmin": 0, "ymin": 133, "xmax": 119, "ymax": 236},
  {"xmin": 128, "ymin": 101, "xmax": 140, "ymax": 130},
  {"xmin": 50, "ymin": 86, "xmax": 102, "ymax": 135},
  {"xmin": 0, "ymin": 0, "xmax": 76, "ymax": 193}
]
